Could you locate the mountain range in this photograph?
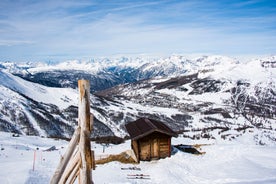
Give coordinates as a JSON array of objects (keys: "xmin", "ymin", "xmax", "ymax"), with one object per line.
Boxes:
[{"xmin": 0, "ymin": 55, "xmax": 275, "ymax": 144}]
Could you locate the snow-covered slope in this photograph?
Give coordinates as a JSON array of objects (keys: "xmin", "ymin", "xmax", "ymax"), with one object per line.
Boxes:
[
  {"xmin": 0, "ymin": 70, "xmax": 78, "ymax": 109},
  {"xmin": 95, "ymin": 55, "xmax": 276, "ymax": 145},
  {"xmin": 1, "ymin": 132, "xmax": 276, "ymax": 184},
  {"xmin": 0, "ymin": 70, "xmax": 77, "ymax": 137},
  {"xmin": 0, "ymin": 54, "xmax": 275, "ymax": 144},
  {"xmin": 1, "ymin": 55, "xmax": 275, "ymax": 184},
  {"xmin": 0, "ymin": 69, "xmax": 115, "ymax": 138}
]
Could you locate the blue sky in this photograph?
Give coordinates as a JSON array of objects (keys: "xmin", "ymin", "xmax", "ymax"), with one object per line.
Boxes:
[{"xmin": 0, "ymin": 0, "xmax": 275, "ymax": 61}]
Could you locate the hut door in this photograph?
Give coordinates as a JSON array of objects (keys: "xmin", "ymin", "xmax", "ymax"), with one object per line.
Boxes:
[
  {"xmin": 139, "ymin": 140, "xmax": 151, "ymax": 160},
  {"xmin": 151, "ymin": 138, "xmax": 159, "ymax": 159}
]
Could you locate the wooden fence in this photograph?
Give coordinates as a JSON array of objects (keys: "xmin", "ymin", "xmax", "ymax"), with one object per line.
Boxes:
[{"xmin": 50, "ymin": 80, "xmax": 94, "ymax": 184}]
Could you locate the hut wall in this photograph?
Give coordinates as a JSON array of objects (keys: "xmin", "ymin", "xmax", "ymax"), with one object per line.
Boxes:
[
  {"xmin": 139, "ymin": 139, "xmax": 151, "ymax": 161},
  {"xmin": 131, "ymin": 140, "xmax": 139, "ymax": 161},
  {"xmin": 159, "ymin": 136, "xmax": 171, "ymax": 158},
  {"xmin": 137, "ymin": 132, "xmax": 171, "ymax": 161}
]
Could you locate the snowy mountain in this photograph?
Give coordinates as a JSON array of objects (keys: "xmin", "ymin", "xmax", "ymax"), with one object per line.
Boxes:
[
  {"xmin": 96, "ymin": 58, "xmax": 276, "ymax": 144},
  {"xmin": 0, "ymin": 55, "xmax": 275, "ymax": 145},
  {"xmin": 2, "ymin": 55, "xmax": 238, "ymax": 92},
  {"xmin": 0, "ymin": 70, "xmax": 116, "ymax": 139}
]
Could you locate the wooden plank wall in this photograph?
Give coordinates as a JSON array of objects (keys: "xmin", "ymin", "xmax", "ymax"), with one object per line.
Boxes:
[
  {"xmin": 131, "ymin": 140, "xmax": 140, "ymax": 162},
  {"xmin": 137, "ymin": 133, "xmax": 172, "ymax": 161}
]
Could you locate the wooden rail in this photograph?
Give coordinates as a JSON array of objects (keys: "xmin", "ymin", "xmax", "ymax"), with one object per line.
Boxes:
[{"xmin": 50, "ymin": 80, "xmax": 94, "ymax": 184}]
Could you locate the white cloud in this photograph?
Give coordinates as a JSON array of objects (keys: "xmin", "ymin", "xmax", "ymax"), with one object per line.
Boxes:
[{"xmin": 0, "ymin": 40, "xmax": 34, "ymax": 46}]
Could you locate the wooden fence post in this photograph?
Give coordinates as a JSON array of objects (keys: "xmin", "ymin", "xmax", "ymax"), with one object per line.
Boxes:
[
  {"xmin": 78, "ymin": 80, "xmax": 93, "ymax": 184},
  {"xmin": 50, "ymin": 80, "xmax": 94, "ymax": 184}
]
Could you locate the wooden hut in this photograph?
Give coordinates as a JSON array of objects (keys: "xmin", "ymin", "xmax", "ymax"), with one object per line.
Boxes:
[{"xmin": 125, "ymin": 118, "xmax": 177, "ymax": 162}]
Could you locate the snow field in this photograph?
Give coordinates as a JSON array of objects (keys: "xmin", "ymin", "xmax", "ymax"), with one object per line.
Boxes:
[{"xmin": 1, "ymin": 132, "xmax": 276, "ymax": 184}]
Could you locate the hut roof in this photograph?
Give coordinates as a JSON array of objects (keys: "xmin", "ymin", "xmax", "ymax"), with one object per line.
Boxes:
[{"xmin": 125, "ymin": 118, "xmax": 177, "ymax": 140}]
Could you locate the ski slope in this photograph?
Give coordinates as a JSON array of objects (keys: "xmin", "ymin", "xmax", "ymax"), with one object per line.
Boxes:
[
  {"xmin": 0, "ymin": 132, "xmax": 276, "ymax": 184},
  {"xmin": 0, "ymin": 70, "xmax": 78, "ymax": 109}
]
